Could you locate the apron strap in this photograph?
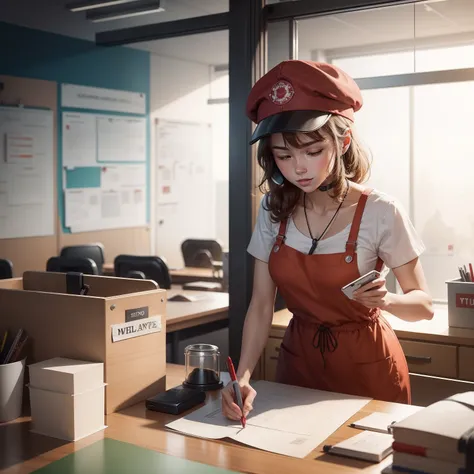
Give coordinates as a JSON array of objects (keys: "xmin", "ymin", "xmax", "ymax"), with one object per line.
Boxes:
[
  {"xmin": 344, "ymin": 189, "xmax": 386, "ymax": 271},
  {"xmin": 344, "ymin": 188, "xmax": 372, "ymax": 261},
  {"xmin": 273, "ymin": 219, "xmax": 288, "ymax": 253}
]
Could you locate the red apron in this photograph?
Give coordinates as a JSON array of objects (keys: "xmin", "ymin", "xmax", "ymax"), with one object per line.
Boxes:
[{"xmin": 268, "ymin": 189, "xmax": 411, "ymax": 403}]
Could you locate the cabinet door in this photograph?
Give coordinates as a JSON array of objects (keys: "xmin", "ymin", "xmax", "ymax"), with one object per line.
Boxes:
[
  {"xmin": 459, "ymin": 347, "xmax": 474, "ymax": 382},
  {"xmin": 410, "ymin": 373, "xmax": 474, "ymax": 407},
  {"xmin": 400, "ymin": 340, "xmax": 457, "ymax": 378},
  {"xmin": 264, "ymin": 337, "xmax": 282, "ymax": 382}
]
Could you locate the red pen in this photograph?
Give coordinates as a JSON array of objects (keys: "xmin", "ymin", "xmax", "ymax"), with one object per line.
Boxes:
[
  {"xmin": 469, "ymin": 263, "xmax": 474, "ymax": 283},
  {"xmin": 226, "ymin": 356, "xmax": 246, "ymax": 428}
]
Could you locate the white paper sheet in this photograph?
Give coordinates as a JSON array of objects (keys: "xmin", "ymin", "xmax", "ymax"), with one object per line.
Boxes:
[
  {"xmin": 6, "ymin": 132, "xmax": 34, "ymax": 163},
  {"xmin": 101, "ymin": 165, "xmax": 146, "ymax": 190},
  {"xmin": 62, "ymin": 112, "xmax": 97, "ymax": 167},
  {"xmin": 97, "ymin": 115, "xmax": 146, "ymax": 163},
  {"xmin": 0, "ymin": 188, "xmax": 8, "ymax": 218},
  {"xmin": 65, "ymin": 186, "xmax": 146, "ymax": 232},
  {"xmin": 7, "ymin": 166, "xmax": 43, "ymax": 205},
  {"xmin": 166, "ymin": 380, "xmax": 371, "ymax": 459},
  {"xmin": 65, "ymin": 188, "xmax": 101, "ymax": 228},
  {"xmin": 350, "ymin": 407, "xmax": 422, "ymax": 434},
  {"xmin": 62, "ymin": 83, "xmax": 146, "ymax": 115},
  {"xmin": 0, "ymin": 107, "xmax": 54, "ymax": 239}
]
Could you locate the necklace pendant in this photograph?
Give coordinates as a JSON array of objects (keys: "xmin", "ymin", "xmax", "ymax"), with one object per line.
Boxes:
[{"xmin": 309, "ymin": 239, "xmax": 318, "ymax": 255}]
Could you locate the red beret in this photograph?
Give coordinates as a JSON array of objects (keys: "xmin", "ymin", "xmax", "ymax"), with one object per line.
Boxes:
[{"xmin": 246, "ymin": 60, "xmax": 363, "ymax": 144}]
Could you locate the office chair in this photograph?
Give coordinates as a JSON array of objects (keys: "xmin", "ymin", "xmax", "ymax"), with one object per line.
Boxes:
[
  {"xmin": 60, "ymin": 243, "xmax": 105, "ymax": 274},
  {"xmin": 114, "ymin": 255, "xmax": 171, "ymax": 290},
  {"xmin": 0, "ymin": 259, "xmax": 13, "ymax": 279},
  {"xmin": 46, "ymin": 256, "xmax": 99, "ymax": 275},
  {"xmin": 181, "ymin": 239, "xmax": 223, "ymax": 269}
]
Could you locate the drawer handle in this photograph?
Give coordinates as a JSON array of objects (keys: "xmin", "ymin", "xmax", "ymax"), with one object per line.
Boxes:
[{"xmin": 406, "ymin": 355, "xmax": 432, "ymax": 364}]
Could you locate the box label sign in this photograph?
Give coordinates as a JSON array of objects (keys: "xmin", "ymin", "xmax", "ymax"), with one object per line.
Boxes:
[
  {"xmin": 456, "ymin": 294, "xmax": 474, "ymax": 308},
  {"xmin": 112, "ymin": 315, "xmax": 161, "ymax": 342},
  {"xmin": 125, "ymin": 306, "xmax": 149, "ymax": 322}
]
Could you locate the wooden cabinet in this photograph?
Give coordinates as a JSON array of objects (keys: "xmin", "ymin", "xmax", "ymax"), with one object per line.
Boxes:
[
  {"xmin": 409, "ymin": 373, "xmax": 474, "ymax": 407},
  {"xmin": 263, "ymin": 309, "xmax": 474, "ymax": 406},
  {"xmin": 399, "ymin": 340, "xmax": 457, "ymax": 378},
  {"xmin": 264, "ymin": 337, "xmax": 281, "ymax": 382},
  {"xmin": 459, "ymin": 346, "xmax": 474, "ymax": 382}
]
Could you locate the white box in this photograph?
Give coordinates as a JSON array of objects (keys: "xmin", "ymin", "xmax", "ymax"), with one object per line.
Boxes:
[
  {"xmin": 28, "ymin": 384, "xmax": 106, "ymax": 441},
  {"xmin": 446, "ymin": 278, "xmax": 474, "ymax": 329},
  {"xmin": 28, "ymin": 357, "xmax": 103, "ymax": 394}
]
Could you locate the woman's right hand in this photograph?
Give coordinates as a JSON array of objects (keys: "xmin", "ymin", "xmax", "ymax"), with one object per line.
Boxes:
[{"xmin": 221, "ymin": 379, "xmax": 257, "ymax": 421}]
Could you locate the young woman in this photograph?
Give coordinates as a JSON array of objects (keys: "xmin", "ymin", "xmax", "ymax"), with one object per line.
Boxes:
[{"xmin": 222, "ymin": 60, "xmax": 433, "ymax": 422}]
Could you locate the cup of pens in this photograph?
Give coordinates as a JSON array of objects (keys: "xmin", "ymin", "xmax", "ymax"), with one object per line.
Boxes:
[
  {"xmin": 458, "ymin": 263, "xmax": 474, "ymax": 282},
  {"xmin": 447, "ymin": 264, "xmax": 474, "ymax": 329},
  {"xmin": 0, "ymin": 328, "xmax": 29, "ymax": 421},
  {"xmin": 0, "ymin": 358, "xmax": 26, "ymax": 422}
]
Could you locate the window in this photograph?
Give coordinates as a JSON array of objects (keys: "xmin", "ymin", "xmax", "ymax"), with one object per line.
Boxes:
[{"xmin": 297, "ymin": 0, "xmax": 474, "ymax": 301}]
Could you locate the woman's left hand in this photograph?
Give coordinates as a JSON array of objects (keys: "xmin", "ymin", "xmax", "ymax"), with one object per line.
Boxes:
[{"xmin": 352, "ymin": 277, "xmax": 391, "ymax": 309}]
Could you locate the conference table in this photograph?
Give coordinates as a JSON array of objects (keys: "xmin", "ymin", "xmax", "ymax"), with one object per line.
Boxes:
[{"xmin": 2, "ymin": 364, "xmax": 418, "ymax": 474}]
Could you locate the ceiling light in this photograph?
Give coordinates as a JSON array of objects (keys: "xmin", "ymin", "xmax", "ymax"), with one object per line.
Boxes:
[
  {"xmin": 86, "ymin": 0, "xmax": 164, "ymax": 22},
  {"xmin": 66, "ymin": 0, "xmax": 141, "ymax": 13}
]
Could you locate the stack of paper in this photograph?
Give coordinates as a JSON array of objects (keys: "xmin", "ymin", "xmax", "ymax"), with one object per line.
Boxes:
[
  {"xmin": 350, "ymin": 406, "xmax": 422, "ymax": 434},
  {"xmin": 166, "ymin": 380, "xmax": 371, "ymax": 458},
  {"xmin": 324, "ymin": 430, "xmax": 394, "ymax": 462}
]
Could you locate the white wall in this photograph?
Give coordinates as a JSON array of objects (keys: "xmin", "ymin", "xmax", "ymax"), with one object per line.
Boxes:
[{"xmin": 150, "ymin": 54, "xmax": 228, "ymax": 267}]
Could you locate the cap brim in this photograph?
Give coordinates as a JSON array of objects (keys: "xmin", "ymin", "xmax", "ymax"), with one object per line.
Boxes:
[{"xmin": 250, "ymin": 110, "xmax": 331, "ymax": 145}]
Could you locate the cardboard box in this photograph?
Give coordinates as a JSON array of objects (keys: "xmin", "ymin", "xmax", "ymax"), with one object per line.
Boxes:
[
  {"xmin": 29, "ymin": 384, "xmax": 106, "ymax": 441},
  {"xmin": 0, "ymin": 272, "xmax": 167, "ymax": 413},
  {"xmin": 28, "ymin": 357, "xmax": 103, "ymax": 394},
  {"xmin": 446, "ymin": 278, "xmax": 474, "ymax": 329}
]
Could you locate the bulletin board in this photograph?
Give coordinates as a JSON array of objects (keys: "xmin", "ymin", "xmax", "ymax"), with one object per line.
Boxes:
[
  {"xmin": 0, "ymin": 75, "xmax": 58, "ymax": 276},
  {"xmin": 0, "ymin": 76, "xmax": 151, "ymax": 277},
  {"xmin": 59, "ymin": 85, "xmax": 151, "ymax": 260},
  {"xmin": 60, "ymin": 91, "xmax": 148, "ymax": 234}
]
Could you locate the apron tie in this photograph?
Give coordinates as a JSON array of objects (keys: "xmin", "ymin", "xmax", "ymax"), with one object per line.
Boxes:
[{"xmin": 312, "ymin": 324, "xmax": 338, "ymax": 368}]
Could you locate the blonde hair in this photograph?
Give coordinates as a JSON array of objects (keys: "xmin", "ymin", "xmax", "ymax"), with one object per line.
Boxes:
[{"xmin": 257, "ymin": 115, "xmax": 372, "ymax": 222}]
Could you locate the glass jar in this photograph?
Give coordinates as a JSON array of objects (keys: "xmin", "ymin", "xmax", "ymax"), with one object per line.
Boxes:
[{"xmin": 183, "ymin": 344, "xmax": 223, "ymax": 391}]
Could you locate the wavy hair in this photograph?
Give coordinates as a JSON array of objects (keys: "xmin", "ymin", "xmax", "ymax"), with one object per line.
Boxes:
[{"xmin": 257, "ymin": 115, "xmax": 371, "ymax": 222}]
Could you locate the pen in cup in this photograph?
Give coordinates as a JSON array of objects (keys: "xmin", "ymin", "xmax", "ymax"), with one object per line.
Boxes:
[{"xmin": 226, "ymin": 356, "xmax": 246, "ymax": 428}]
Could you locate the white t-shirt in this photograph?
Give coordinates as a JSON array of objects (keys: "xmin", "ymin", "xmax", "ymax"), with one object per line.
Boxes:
[{"xmin": 247, "ymin": 189, "xmax": 425, "ymax": 276}]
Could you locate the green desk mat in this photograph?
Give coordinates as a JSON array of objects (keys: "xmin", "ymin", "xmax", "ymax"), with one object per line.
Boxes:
[{"xmin": 33, "ymin": 438, "xmax": 239, "ymax": 473}]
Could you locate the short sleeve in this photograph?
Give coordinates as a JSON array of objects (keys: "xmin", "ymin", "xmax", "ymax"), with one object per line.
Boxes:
[
  {"xmin": 377, "ymin": 199, "xmax": 425, "ymax": 269},
  {"xmin": 247, "ymin": 195, "xmax": 277, "ymax": 263}
]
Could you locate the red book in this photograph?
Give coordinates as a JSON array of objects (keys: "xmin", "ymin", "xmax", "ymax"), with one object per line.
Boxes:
[{"xmin": 393, "ymin": 441, "xmax": 464, "ymax": 465}]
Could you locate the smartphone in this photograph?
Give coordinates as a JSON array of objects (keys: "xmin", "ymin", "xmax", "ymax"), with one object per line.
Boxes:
[
  {"xmin": 145, "ymin": 384, "xmax": 206, "ymax": 415},
  {"xmin": 341, "ymin": 270, "xmax": 381, "ymax": 300}
]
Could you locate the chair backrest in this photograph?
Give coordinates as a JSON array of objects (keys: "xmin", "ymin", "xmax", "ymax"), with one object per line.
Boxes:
[
  {"xmin": 0, "ymin": 259, "xmax": 13, "ymax": 279},
  {"xmin": 46, "ymin": 256, "xmax": 99, "ymax": 275},
  {"xmin": 114, "ymin": 255, "xmax": 171, "ymax": 290},
  {"xmin": 60, "ymin": 244, "xmax": 105, "ymax": 274},
  {"xmin": 181, "ymin": 239, "xmax": 223, "ymax": 268}
]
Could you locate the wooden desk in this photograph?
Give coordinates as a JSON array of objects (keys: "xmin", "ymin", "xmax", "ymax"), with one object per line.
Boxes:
[
  {"xmin": 102, "ymin": 264, "xmax": 221, "ymax": 283},
  {"xmin": 165, "ymin": 289, "xmax": 229, "ymax": 363},
  {"xmin": 170, "ymin": 266, "xmax": 222, "ymax": 284},
  {"xmin": 266, "ymin": 306, "xmax": 474, "ymax": 406},
  {"xmin": 166, "ymin": 289, "xmax": 229, "ymax": 333},
  {"xmin": 2, "ymin": 364, "xmax": 415, "ymax": 474}
]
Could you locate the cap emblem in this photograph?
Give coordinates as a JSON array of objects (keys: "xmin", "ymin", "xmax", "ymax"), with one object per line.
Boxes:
[{"xmin": 270, "ymin": 80, "xmax": 294, "ymax": 105}]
